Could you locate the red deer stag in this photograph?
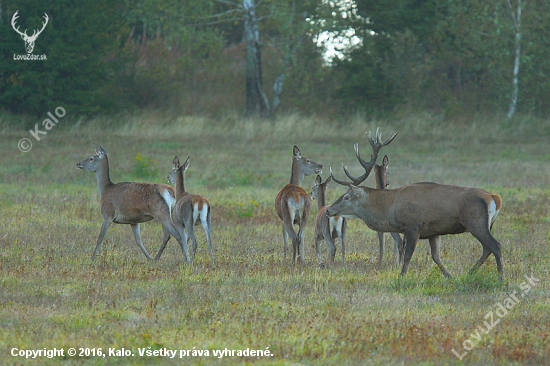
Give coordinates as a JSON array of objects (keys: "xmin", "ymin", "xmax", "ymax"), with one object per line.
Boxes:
[
  {"xmin": 311, "ymin": 175, "xmax": 347, "ymax": 268},
  {"xmin": 76, "ymin": 144, "xmax": 185, "ymax": 261},
  {"xmin": 328, "ymin": 135, "xmax": 504, "ymax": 279},
  {"xmin": 275, "ymin": 146, "xmax": 323, "ymax": 266},
  {"xmin": 156, "ymin": 156, "xmax": 214, "ymax": 265}
]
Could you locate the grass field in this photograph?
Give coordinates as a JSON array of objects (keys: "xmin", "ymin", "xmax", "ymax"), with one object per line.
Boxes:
[{"xmin": 0, "ymin": 112, "xmax": 549, "ymax": 365}]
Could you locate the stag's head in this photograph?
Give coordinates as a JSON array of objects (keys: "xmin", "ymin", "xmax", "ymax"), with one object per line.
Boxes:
[{"xmin": 11, "ymin": 11, "xmax": 49, "ymax": 54}]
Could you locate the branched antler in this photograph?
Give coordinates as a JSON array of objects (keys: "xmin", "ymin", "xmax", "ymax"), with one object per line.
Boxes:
[{"xmin": 331, "ymin": 128, "xmax": 398, "ymax": 186}]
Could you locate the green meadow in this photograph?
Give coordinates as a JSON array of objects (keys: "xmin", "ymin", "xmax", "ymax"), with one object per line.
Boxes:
[{"xmin": 0, "ymin": 113, "xmax": 549, "ymax": 365}]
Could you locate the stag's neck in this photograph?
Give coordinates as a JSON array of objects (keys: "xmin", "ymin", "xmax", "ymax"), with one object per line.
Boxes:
[
  {"xmin": 355, "ymin": 188, "xmax": 396, "ymax": 232},
  {"xmin": 289, "ymin": 160, "xmax": 304, "ymax": 186},
  {"xmin": 95, "ymin": 156, "xmax": 114, "ymax": 196}
]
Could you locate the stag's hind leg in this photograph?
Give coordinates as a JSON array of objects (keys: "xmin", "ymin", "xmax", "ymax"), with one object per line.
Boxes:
[{"xmin": 470, "ymin": 231, "xmax": 503, "ymax": 280}]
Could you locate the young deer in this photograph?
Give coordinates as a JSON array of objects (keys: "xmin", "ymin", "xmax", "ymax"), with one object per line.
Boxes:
[
  {"xmin": 373, "ymin": 155, "xmax": 404, "ymax": 268},
  {"xmin": 76, "ymin": 144, "xmax": 184, "ymax": 260},
  {"xmin": 275, "ymin": 146, "xmax": 323, "ymax": 266},
  {"xmin": 155, "ymin": 156, "xmax": 214, "ymax": 265},
  {"xmin": 311, "ymin": 175, "xmax": 346, "ymax": 268},
  {"xmin": 329, "ymin": 131, "xmax": 504, "ymax": 279}
]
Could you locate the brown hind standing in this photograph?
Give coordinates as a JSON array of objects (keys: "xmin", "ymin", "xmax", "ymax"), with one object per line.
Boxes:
[
  {"xmin": 156, "ymin": 156, "xmax": 214, "ymax": 265},
  {"xmin": 275, "ymin": 146, "xmax": 323, "ymax": 266},
  {"xmin": 76, "ymin": 144, "xmax": 185, "ymax": 260},
  {"xmin": 373, "ymin": 155, "xmax": 404, "ymax": 268},
  {"xmin": 311, "ymin": 175, "xmax": 346, "ymax": 268}
]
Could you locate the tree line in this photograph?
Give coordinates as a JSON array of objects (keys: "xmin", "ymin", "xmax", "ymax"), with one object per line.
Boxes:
[{"xmin": 1, "ymin": 0, "xmax": 548, "ymax": 120}]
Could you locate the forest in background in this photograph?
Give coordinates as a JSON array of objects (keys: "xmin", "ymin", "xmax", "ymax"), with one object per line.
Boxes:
[{"xmin": 1, "ymin": 0, "xmax": 549, "ymax": 120}]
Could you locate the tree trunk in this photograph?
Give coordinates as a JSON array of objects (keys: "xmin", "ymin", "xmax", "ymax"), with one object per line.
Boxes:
[
  {"xmin": 507, "ymin": 0, "xmax": 522, "ymax": 121},
  {"xmin": 243, "ymin": 0, "xmax": 267, "ymax": 117}
]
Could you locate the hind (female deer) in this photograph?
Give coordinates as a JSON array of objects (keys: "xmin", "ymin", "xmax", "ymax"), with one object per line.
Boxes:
[
  {"xmin": 373, "ymin": 155, "xmax": 404, "ymax": 268},
  {"xmin": 155, "ymin": 156, "xmax": 214, "ymax": 265},
  {"xmin": 311, "ymin": 175, "xmax": 346, "ymax": 268},
  {"xmin": 275, "ymin": 146, "xmax": 323, "ymax": 266},
  {"xmin": 76, "ymin": 144, "xmax": 185, "ymax": 260}
]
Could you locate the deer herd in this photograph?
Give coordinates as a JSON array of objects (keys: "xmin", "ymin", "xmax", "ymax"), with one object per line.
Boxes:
[{"xmin": 77, "ymin": 128, "xmax": 504, "ymax": 280}]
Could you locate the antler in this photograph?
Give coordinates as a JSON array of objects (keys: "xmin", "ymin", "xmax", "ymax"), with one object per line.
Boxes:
[
  {"xmin": 30, "ymin": 13, "xmax": 49, "ymax": 40},
  {"xmin": 11, "ymin": 11, "xmax": 48, "ymax": 40},
  {"xmin": 332, "ymin": 128, "xmax": 398, "ymax": 186},
  {"xmin": 11, "ymin": 11, "xmax": 26, "ymax": 38}
]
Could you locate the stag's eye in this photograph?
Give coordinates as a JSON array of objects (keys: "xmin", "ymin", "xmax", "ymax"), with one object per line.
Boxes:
[{"xmin": 306, "ymin": 159, "xmax": 311, "ymax": 164}]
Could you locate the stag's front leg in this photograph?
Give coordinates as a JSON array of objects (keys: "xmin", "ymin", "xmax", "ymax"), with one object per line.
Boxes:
[{"xmin": 400, "ymin": 229, "xmax": 420, "ymax": 277}]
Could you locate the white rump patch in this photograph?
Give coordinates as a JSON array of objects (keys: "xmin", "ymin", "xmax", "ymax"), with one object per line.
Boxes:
[
  {"xmin": 488, "ymin": 199, "xmax": 498, "ymax": 226},
  {"xmin": 194, "ymin": 202, "xmax": 209, "ymax": 225},
  {"xmin": 161, "ymin": 189, "xmax": 176, "ymax": 209}
]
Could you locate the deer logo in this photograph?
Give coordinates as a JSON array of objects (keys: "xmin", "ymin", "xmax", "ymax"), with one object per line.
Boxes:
[{"xmin": 11, "ymin": 11, "xmax": 49, "ymax": 54}]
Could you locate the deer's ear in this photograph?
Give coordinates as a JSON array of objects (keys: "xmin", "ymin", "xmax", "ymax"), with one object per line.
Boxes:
[
  {"xmin": 315, "ymin": 175, "xmax": 322, "ymax": 184},
  {"xmin": 99, "ymin": 145, "xmax": 108, "ymax": 155},
  {"xmin": 350, "ymin": 185, "xmax": 364, "ymax": 198},
  {"xmin": 182, "ymin": 156, "xmax": 190, "ymax": 172},
  {"xmin": 382, "ymin": 155, "xmax": 389, "ymax": 167},
  {"xmin": 293, "ymin": 146, "xmax": 301, "ymax": 159},
  {"xmin": 173, "ymin": 156, "xmax": 180, "ymax": 168},
  {"xmin": 325, "ymin": 175, "xmax": 332, "ymax": 185}
]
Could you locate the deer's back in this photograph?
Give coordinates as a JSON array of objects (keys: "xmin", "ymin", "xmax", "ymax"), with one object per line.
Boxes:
[
  {"xmin": 100, "ymin": 182, "xmax": 175, "ymax": 219},
  {"xmin": 275, "ymin": 184, "xmax": 311, "ymax": 221}
]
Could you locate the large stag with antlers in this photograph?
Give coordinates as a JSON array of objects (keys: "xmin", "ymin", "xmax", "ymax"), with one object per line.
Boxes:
[
  {"xmin": 76, "ymin": 145, "xmax": 184, "ymax": 260},
  {"xmin": 156, "ymin": 156, "xmax": 214, "ymax": 265},
  {"xmin": 328, "ymin": 130, "xmax": 504, "ymax": 279},
  {"xmin": 11, "ymin": 11, "xmax": 48, "ymax": 54},
  {"xmin": 275, "ymin": 146, "xmax": 323, "ymax": 266}
]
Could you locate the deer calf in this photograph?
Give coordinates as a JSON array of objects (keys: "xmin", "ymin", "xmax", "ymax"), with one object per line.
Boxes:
[
  {"xmin": 275, "ymin": 146, "xmax": 323, "ymax": 266},
  {"xmin": 76, "ymin": 144, "xmax": 184, "ymax": 260},
  {"xmin": 311, "ymin": 175, "xmax": 346, "ymax": 268},
  {"xmin": 155, "ymin": 156, "xmax": 214, "ymax": 265}
]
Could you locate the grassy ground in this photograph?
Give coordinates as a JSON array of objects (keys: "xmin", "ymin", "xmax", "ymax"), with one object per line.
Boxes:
[{"xmin": 0, "ymin": 112, "xmax": 549, "ymax": 365}]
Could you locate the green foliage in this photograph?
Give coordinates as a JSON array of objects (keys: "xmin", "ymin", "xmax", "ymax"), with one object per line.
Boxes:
[{"xmin": 133, "ymin": 152, "xmax": 159, "ymax": 179}]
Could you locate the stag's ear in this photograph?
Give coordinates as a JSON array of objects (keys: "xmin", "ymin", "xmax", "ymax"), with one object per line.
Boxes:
[
  {"xmin": 99, "ymin": 145, "xmax": 108, "ymax": 155},
  {"xmin": 182, "ymin": 156, "xmax": 190, "ymax": 172},
  {"xmin": 350, "ymin": 185, "xmax": 364, "ymax": 198},
  {"xmin": 173, "ymin": 156, "xmax": 180, "ymax": 169},
  {"xmin": 293, "ymin": 146, "xmax": 301, "ymax": 159},
  {"xmin": 315, "ymin": 175, "xmax": 322, "ymax": 184},
  {"xmin": 325, "ymin": 175, "xmax": 332, "ymax": 185}
]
